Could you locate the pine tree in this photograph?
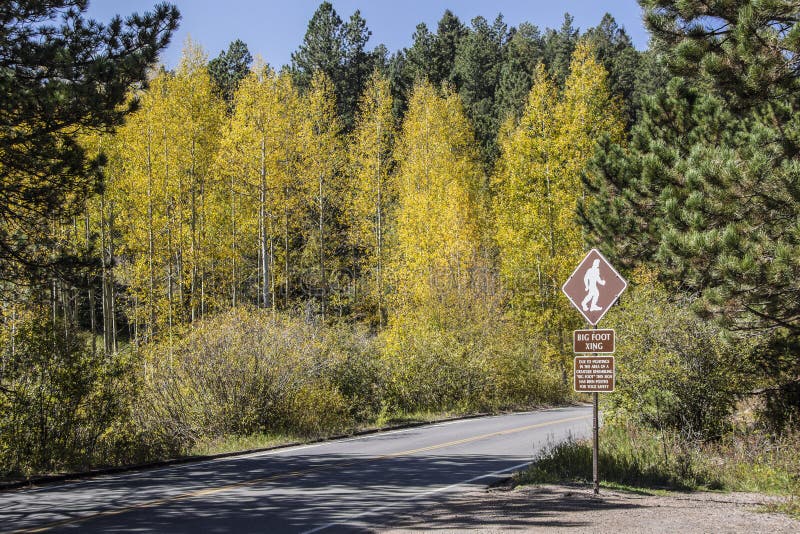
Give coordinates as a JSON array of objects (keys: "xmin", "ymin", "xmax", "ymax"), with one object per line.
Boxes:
[
  {"xmin": 0, "ymin": 1, "xmax": 179, "ymax": 284},
  {"xmin": 208, "ymin": 39, "xmax": 254, "ymax": 106},
  {"xmin": 431, "ymin": 10, "xmax": 468, "ymax": 87},
  {"xmin": 495, "ymin": 23, "xmax": 545, "ymax": 123},
  {"xmin": 582, "ymin": 0, "xmax": 800, "ymax": 335},
  {"xmin": 387, "ymin": 11, "xmax": 467, "ymax": 122},
  {"xmin": 582, "ymin": 2, "xmax": 798, "ymax": 336},
  {"xmin": 291, "ymin": 2, "xmax": 378, "ymax": 131},
  {"xmin": 403, "ymin": 23, "xmax": 437, "ymax": 83},
  {"xmin": 453, "ymin": 15, "xmax": 509, "ymax": 167},
  {"xmin": 580, "ymin": 0, "xmax": 800, "ymax": 419},
  {"xmin": 583, "ymin": 14, "xmax": 641, "ymax": 126},
  {"xmin": 542, "ymin": 14, "xmax": 579, "ymax": 86},
  {"xmin": 641, "ymin": 0, "xmax": 800, "ymax": 109}
]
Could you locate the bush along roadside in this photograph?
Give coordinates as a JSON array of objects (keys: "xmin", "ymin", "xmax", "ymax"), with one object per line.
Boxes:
[
  {"xmin": 515, "ymin": 277, "xmax": 800, "ymax": 519},
  {"xmin": 1, "ymin": 306, "xmax": 571, "ymax": 481}
]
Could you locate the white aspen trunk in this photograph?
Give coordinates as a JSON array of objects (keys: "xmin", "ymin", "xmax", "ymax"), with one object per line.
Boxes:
[
  {"xmin": 319, "ymin": 169, "xmax": 326, "ymax": 323},
  {"xmin": 375, "ymin": 115, "xmax": 384, "ymax": 330},
  {"xmin": 108, "ymin": 199, "xmax": 118, "ymax": 353},
  {"xmin": 284, "ymin": 200, "xmax": 289, "ymax": 308},
  {"xmin": 85, "ymin": 206, "xmax": 96, "ymax": 355},
  {"xmin": 231, "ymin": 171, "xmax": 237, "ymax": 308},
  {"xmin": 147, "ymin": 125, "xmax": 156, "ymax": 342},
  {"xmin": 260, "ymin": 137, "xmax": 269, "ymax": 309},
  {"xmin": 190, "ymin": 138, "xmax": 198, "ymax": 322},
  {"xmin": 100, "ymin": 191, "xmax": 111, "ymax": 355}
]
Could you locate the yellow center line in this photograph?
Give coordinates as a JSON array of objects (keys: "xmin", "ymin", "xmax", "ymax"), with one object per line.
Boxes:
[{"xmin": 13, "ymin": 414, "xmax": 589, "ymax": 533}]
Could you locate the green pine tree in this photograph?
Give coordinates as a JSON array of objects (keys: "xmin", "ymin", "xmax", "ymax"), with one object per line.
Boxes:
[
  {"xmin": 584, "ymin": 14, "xmax": 641, "ymax": 126},
  {"xmin": 542, "ymin": 14, "xmax": 579, "ymax": 86},
  {"xmin": 0, "ymin": 1, "xmax": 179, "ymax": 284},
  {"xmin": 208, "ymin": 39, "xmax": 253, "ymax": 107},
  {"xmin": 495, "ymin": 23, "xmax": 545, "ymax": 123},
  {"xmin": 290, "ymin": 2, "xmax": 380, "ymax": 131},
  {"xmin": 581, "ymin": 0, "xmax": 800, "ymax": 418},
  {"xmin": 453, "ymin": 15, "xmax": 509, "ymax": 168}
]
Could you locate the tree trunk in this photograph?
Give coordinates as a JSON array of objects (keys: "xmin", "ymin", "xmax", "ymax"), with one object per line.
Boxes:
[
  {"xmin": 260, "ymin": 137, "xmax": 270, "ymax": 309},
  {"xmin": 100, "ymin": 191, "xmax": 112, "ymax": 355},
  {"xmin": 85, "ymin": 206, "xmax": 96, "ymax": 355},
  {"xmin": 147, "ymin": 125, "xmax": 156, "ymax": 342},
  {"xmin": 318, "ymin": 171, "xmax": 326, "ymax": 322},
  {"xmin": 231, "ymin": 171, "xmax": 237, "ymax": 308},
  {"xmin": 190, "ymin": 138, "xmax": 198, "ymax": 323}
]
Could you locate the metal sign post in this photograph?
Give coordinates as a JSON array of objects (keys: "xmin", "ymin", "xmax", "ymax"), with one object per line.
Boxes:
[
  {"xmin": 593, "ymin": 326, "xmax": 599, "ymax": 496},
  {"xmin": 593, "ymin": 392, "xmax": 599, "ymax": 493},
  {"xmin": 562, "ymin": 249, "xmax": 627, "ymax": 496}
]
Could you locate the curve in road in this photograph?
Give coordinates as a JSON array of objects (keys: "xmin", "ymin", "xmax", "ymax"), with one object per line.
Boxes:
[{"xmin": 1, "ymin": 406, "xmax": 591, "ymax": 533}]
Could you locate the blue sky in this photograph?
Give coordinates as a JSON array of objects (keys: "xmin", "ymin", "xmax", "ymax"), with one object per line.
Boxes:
[{"xmin": 85, "ymin": 1, "xmax": 649, "ymax": 69}]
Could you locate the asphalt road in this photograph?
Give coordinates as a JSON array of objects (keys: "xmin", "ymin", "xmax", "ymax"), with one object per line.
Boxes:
[{"xmin": 1, "ymin": 406, "xmax": 591, "ymax": 533}]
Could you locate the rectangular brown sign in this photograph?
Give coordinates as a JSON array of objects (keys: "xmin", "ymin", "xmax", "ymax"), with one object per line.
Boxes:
[
  {"xmin": 574, "ymin": 356, "xmax": 615, "ymax": 393},
  {"xmin": 573, "ymin": 329, "xmax": 615, "ymax": 354}
]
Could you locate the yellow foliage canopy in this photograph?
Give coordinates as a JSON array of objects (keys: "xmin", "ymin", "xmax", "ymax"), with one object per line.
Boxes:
[{"xmin": 493, "ymin": 41, "xmax": 625, "ymax": 363}]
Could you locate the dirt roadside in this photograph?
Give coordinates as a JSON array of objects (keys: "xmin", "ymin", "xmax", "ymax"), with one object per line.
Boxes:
[{"xmin": 376, "ymin": 483, "xmax": 800, "ymax": 533}]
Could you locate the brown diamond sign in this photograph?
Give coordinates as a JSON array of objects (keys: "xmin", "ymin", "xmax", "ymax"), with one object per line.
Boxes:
[{"xmin": 562, "ymin": 249, "xmax": 627, "ymax": 325}]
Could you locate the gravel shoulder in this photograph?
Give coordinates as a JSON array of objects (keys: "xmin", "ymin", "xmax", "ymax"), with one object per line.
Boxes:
[{"xmin": 377, "ymin": 483, "xmax": 800, "ymax": 533}]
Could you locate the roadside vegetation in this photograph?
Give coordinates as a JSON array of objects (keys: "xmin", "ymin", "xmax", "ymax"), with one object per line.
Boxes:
[
  {"xmin": 512, "ymin": 0, "xmax": 800, "ymax": 519},
  {"xmin": 516, "ymin": 276, "xmax": 800, "ymax": 516},
  {"xmin": 1, "ymin": 1, "xmax": 619, "ymax": 480},
  {"xmin": 517, "ymin": 424, "xmax": 800, "ymax": 518}
]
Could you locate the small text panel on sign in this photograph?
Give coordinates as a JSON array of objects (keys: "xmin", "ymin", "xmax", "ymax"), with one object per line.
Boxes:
[
  {"xmin": 574, "ymin": 356, "xmax": 615, "ymax": 393},
  {"xmin": 573, "ymin": 329, "xmax": 615, "ymax": 354}
]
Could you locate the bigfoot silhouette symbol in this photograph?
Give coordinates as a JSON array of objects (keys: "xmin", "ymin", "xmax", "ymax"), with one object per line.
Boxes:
[{"xmin": 581, "ymin": 259, "xmax": 606, "ymax": 312}]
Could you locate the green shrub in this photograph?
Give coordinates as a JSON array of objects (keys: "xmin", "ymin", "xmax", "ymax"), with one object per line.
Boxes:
[
  {"xmin": 0, "ymin": 307, "xmax": 136, "ymax": 476},
  {"xmin": 380, "ymin": 306, "xmax": 568, "ymax": 416},
  {"xmin": 604, "ymin": 273, "xmax": 756, "ymax": 439},
  {"xmin": 138, "ymin": 308, "xmax": 383, "ymax": 443}
]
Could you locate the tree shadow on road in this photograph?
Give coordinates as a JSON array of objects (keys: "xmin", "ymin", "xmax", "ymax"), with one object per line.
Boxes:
[{"xmin": 2, "ymin": 450, "xmax": 642, "ymax": 533}]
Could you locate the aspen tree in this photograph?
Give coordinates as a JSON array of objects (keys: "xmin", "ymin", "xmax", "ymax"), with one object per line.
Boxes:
[
  {"xmin": 494, "ymin": 42, "xmax": 624, "ymax": 375},
  {"xmin": 494, "ymin": 64, "xmax": 560, "ymax": 318},
  {"xmin": 80, "ymin": 130, "xmax": 120, "ymax": 355},
  {"xmin": 298, "ymin": 72, "xmax": 343, "ymax": 321},
  {"xmin": 272, "ymin": 72, "xmax": 305, "ymax": 309},
  {"xmin": 347, "ymin": 71, "xmax": 396, "ymax": 327},
  {"xmin": 114, "ymin": 71, "xmax": 171, "ymax": 343},
  {"xmin": 390, "ymin": 81, "xmax": 485, "ymax": 322},
  {"xmin": 169, "ymin": 41, "xmax": 225, "ymax": 320},
  {"xmin": 112, "ymin": 42, "xmax": 224, "ymax": 343},
  {"xmin": 213, "ymin": 67, "xmax": 301, "ymax": 311},
  {"xmin": 213, "ymin": 67, "xmax": 264, "ymax": 310}
]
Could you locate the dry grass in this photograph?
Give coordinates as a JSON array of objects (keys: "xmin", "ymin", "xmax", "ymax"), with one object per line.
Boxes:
[{"xmin": 516, "ymin": 422, "xmax": 800, "ymax": 518}]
